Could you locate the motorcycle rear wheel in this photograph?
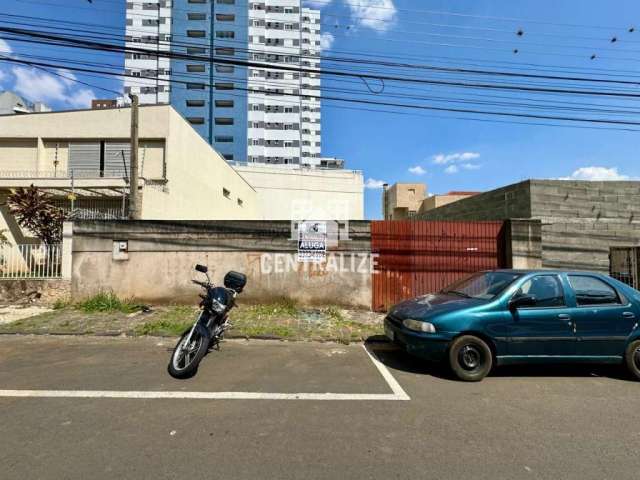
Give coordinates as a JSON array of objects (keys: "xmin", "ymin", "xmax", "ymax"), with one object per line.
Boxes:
[{"xmin": 168, "ymin": 327, "xmax": 209, "ymax": 379}]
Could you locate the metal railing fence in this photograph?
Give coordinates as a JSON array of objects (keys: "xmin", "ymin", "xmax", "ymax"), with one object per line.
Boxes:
[{"xmin": 0, "ymin": 244, "xmax": 62, "ymax": 280}]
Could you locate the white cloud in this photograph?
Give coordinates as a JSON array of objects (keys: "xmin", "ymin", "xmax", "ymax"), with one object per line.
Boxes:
[
  {"xmin": 560, "ymin": 166, "xmax": 633, "ymax": 181},
  {"xmin": 320, "ymin": 32, "xmax": 335, "ymax": 51},
  {"xmin": 444, "ymin": 163, "xmax": 480, "ymax": 175},
  {"xmin": 0, "ymin": 69, "xmax": 6, "ymax": 84},
  {"xmin": 304, "ymin": 0, "xmax": 334, "ymax": 7},
  {"xmin": 365, "ymin": 178, "xmax": 386, "ymax": 189},
  {"xmin": 346, "ymin": 0, "xmax": 397, "ymax": 31},
  {"xmin": 408, "ymin": 165, "xmax": 426, "ymax": 175},
  {"xmin": 11, "ymin": 66, "xmax": 95, "ymax": 108},
  {"xmin": 0, "ymin": 39, "xmax": 12, "ymax": 55},
  {"xmin": 432, "ymin": 151, "xmax": 480, "ymax": 165}
]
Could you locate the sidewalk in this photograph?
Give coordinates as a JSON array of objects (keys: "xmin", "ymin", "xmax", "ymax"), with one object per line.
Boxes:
[{"xmin": 0, "ymin": 300, "xmax": 384, "ymax": 343}]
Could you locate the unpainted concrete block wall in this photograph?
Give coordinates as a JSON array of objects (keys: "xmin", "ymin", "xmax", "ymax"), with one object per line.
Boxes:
[
  {"xmin": 418, "ymin": 181, "xmax": 532, "ymax": 221},
  {"xmin": 530, "ymin": 180, "xmax": 640, "ymax": 272}
]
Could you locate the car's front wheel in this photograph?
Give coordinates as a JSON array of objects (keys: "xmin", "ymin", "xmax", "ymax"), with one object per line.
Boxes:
[
  {"xmin": 624, "ymin": 339, "xmax": 640, "ymax": 381},
  {"xmin": 448, "ymin": 335, "xmax": 493, "ymax": 382}
]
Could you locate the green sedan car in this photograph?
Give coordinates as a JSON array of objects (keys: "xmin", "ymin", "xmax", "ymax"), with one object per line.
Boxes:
[{"xmin": 384, "ymin": 270, "xmax": 640, "ymax": 382}]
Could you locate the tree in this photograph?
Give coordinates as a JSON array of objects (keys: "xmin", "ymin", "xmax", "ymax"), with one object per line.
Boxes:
[{"xmin": 6, "ymin": 185, "xmax": 65, "ymax": 244}]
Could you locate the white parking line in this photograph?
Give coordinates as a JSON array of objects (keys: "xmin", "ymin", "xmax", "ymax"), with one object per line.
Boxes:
[{"xmin": 0, "ymin": 345, "xmax": 410, "ymax": 401}]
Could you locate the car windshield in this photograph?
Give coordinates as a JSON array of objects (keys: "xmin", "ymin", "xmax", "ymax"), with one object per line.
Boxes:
[{"xmin": 441, "ymin": 271, "xmax": 521, "ymax": 300}]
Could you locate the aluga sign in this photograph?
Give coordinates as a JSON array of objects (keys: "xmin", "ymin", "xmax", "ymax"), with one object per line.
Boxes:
[{"xmin": 297, "ymin": 221, "xmax": 327, "ymax": 263}]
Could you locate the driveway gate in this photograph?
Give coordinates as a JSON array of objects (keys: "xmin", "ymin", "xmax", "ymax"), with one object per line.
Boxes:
[{"xmin": 371, "ymin": 221, "xmax": 507, "ymax": 311}]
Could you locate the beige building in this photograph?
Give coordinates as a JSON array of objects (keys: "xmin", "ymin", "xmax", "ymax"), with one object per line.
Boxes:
[
  {"xmin": 419, "ymin": 191, "xmax": 480, "ymax": 215},
  {"xmin": 0, "ymin": 105, "xmax": 257, "ymax": 244},
  {"xmin": 382, "ymin": 183, "xmax": 427, "ymax": 220},
  {"xmin": 232, "ymin": 163, "xmax": 364, "ymax": 220},
  {"xmin": 383, "ymin": 183, "xmax": 479, "ymax": 220}
]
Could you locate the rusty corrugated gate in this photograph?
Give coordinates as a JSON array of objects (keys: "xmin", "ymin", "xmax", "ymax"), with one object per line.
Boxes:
[{"xmin": 371, "ymin": 221, "xmax": 507, "ymax": 311}]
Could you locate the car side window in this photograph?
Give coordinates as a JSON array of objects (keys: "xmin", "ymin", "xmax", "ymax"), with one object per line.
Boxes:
[
  {"xmin": 568, "ymin": 275, "xmax": 621, "ymax": 306},
  {"xmin": 518, "ymin": 275, "xmax": 566, "ymax": 308}
]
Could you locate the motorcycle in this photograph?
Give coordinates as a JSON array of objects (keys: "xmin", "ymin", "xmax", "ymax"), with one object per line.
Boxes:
[{"xmin": 168, "ymin": 264, "xmax": 247, "ymax": 379}]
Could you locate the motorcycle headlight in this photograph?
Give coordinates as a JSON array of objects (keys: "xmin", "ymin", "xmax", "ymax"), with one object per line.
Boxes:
[
  {"xmin": 211, "ymin": 299, "xmax": 226, "ymax": 313},
  {"xmin": 402, "ymin": 319, "xmax": 436, "ymax": 333}
]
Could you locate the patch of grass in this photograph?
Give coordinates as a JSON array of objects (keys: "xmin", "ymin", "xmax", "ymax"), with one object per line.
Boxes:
[
  {"xmin": 133, "ymin": 305, "xmax": 198, "ymax": 336},
  {"xmin": 76, "ymin": 292, "xmax": 139, "ymax": 314},
  {"xmin": 242, "ymin": 299, "xmax": 299, "ymax": 320},
  {"xmin": 323, "ymin": 305, "xmax": 345, "ymax": 322},
  {"xmin": 52, "ymin": 298, "xmax": 71, "ymax": 310}
]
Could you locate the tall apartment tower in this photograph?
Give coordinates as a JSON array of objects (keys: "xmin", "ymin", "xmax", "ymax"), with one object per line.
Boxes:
[
  {"xmin": 124, "ymin": 0, "xmax": 172, "ymax": 105},
  {"xmin": 124, "ymin": 0, "xmax": 322, "ymax": 166}
]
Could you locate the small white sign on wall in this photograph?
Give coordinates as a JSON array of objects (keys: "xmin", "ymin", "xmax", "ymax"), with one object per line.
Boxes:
[{"xmin": 297, "ymin": 221, "xmax": 327, "ymax": 263}]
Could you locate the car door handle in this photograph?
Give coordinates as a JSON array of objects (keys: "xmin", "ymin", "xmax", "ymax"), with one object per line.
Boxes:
[
  {"xmin": 623, "ymin": 312, "xmax": 636, "ymax": 319},
  {"xmin": 558, "ymin": 314, "xmax": 571, "ymax": 320}
]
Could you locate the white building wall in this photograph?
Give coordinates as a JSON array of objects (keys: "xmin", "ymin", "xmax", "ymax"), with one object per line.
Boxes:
[
  {"xmin": 124, "ymin": 0, "xmax": 172, "ymax": 105},
  {"xmin": 247, "ymin": 1, "xmax": 322, "ymax": 167},
  {"xmin": 234, "ymin": 164, "xmax": 364, "ymax": 220}
]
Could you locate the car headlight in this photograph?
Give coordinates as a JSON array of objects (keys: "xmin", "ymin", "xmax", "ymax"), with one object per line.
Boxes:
[{"xmin": 402, "ymin": 319, "xmax": 436, "ymax": 333}]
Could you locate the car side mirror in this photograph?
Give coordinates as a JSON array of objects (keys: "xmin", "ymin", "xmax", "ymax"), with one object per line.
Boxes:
[
  {"xmin": 509, "ymin": 294, "xmax": 537, "ymax": 309},
  {"xmin": 195, "ymin": 264, "xmax": 208, "ymax": 274}
]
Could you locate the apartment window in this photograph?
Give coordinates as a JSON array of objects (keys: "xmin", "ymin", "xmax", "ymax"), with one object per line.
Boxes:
[
  {"xmin": 215, "ymin": 83, "xmax": 234, "ymax": 90},
  {"xmin": 217, "ymin": 0, "xmax": 235, "ymax": 3},
  {"xmin": 223, "ymin": 188, "xmax": 231, "ymax": 198},
  {"xmin": 186, "ymin": 100, "xmax": 205, "ymax": 107},
  {"xmin": 223, "ymin": 154, "xmax": 234, "ymax": 160},
  {"xmin": 187, "ymin": 30, "xmax": 206, "ymax": 38},
  {"xmin": 188, "ymin": 13, "xmax": 207, "ymax": 20},
  {"xmin": 187, "ymin": 64, "xmax": 206, "ymax": 72},
  {"xmin": 187, "ymin": 117, "xmax": 205, "ymax": 125},
  {"xmin": 215, "ymin": 47, "xmax": 234, "ymax": 56},
  {"xmin": 188, "ymin": 0, "xmax": 206, "ymax": 3},
  {"xmin": 215, "ymin": 118, "xmax": 234, "ymax": 125},
  {"xmin": 187, "ymin": 47, "xmax": 206, "ymax": 55},
  {"xmin": 187, "ymin": 83, "xmax": 205, "ymax": 89},
  {"xmin": 216, "ymin": 14, "xmax": 235, "ymax": 21},
  {"xmin": 215, "ymin": 100, "xmax": 234, "ymax": 108},
  {"xmin": 215, "ymin": 136, "xmax": 234, "ymax": 143},
  {"xmin": 215, "ymin": 65, "xmax": 234, "ymax": 73},
  {"xmin": 216, "ymin": 31, "xmax": 235, "ymax": 39}
]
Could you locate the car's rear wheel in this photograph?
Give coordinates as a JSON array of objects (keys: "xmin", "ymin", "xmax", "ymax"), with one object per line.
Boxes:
[
  {"xmin": 448, "ymin": 335, "xmax": 493, "ymax": 382},
  {"xmin": 624, "ymin": 339, "xmax": 640, "ymax": 381}
]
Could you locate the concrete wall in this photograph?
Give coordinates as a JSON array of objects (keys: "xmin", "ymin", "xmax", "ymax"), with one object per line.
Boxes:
[
  {"xmin": 233, "ymin": 164, "xmax": 364, "ymax": 220},
  {"xmin": 418, "ymin": 180, "xmax": 532, "ymax": 221},
  {"xmin": 0, "ymin": 279, "xmax": 71, "ymax": 305},
  {"xmin": 529, "ymin": 180, "xmax": 640, "ymax": 272},
  {"xmin": 70, "ymin": 220, "xmax": 373, "ymax": 308}
]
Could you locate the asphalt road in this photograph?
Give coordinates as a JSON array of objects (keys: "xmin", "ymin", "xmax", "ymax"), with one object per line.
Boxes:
[{"xmin": 1, "ymin": 335, "xmax": 639, "ymax": 480}]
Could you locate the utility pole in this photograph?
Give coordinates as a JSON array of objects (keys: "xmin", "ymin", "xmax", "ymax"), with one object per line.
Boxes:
[{"xmin": 128, "ymin": 93, "xmax": 140, "ymax": 220}]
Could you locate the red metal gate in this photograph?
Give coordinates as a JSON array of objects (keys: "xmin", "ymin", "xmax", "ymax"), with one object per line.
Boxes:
[{"xmin": 371, "ymin": 221, "xmax": 507, "ymax": 311}]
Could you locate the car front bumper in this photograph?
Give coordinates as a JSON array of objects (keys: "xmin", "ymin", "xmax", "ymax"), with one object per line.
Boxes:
[{"xmin": 384, "ymin": 317, "xmax": 455, "ymax": 362}]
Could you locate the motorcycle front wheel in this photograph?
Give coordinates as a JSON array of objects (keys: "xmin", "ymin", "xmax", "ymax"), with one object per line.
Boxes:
[{"xmin": 168, "ymin": 327, "xmax": 209, "ymax": 379}]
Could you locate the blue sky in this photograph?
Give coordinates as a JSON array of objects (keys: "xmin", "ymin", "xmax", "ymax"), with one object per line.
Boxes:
[{"xmin": 1, "ymin": 0, "xmax": 640, "ymax": 219}]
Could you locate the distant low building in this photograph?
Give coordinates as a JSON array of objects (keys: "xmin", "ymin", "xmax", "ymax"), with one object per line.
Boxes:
[
  {"xmin": 419, "ymin": 191, "xmax": 480, "ymax": 215},
  {"xmin": 382, "ymin": 183, "xmax": 426, "ymax": 220},
  {"xmin": 0, "ymin": 91, "xmax": 50, "ymax": 115},
  {"xmin": 382, "ymin": 183, "xmax": 478, "ymax": 220},
  {"xmin": 91, "ymin": 99, "xmax": 123, "ymax": 110}
]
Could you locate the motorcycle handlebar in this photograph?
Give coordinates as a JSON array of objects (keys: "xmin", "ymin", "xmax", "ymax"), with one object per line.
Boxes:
[{"xmin": 191, "ymin": 279, "xmax": 209, "ymax": 288}]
